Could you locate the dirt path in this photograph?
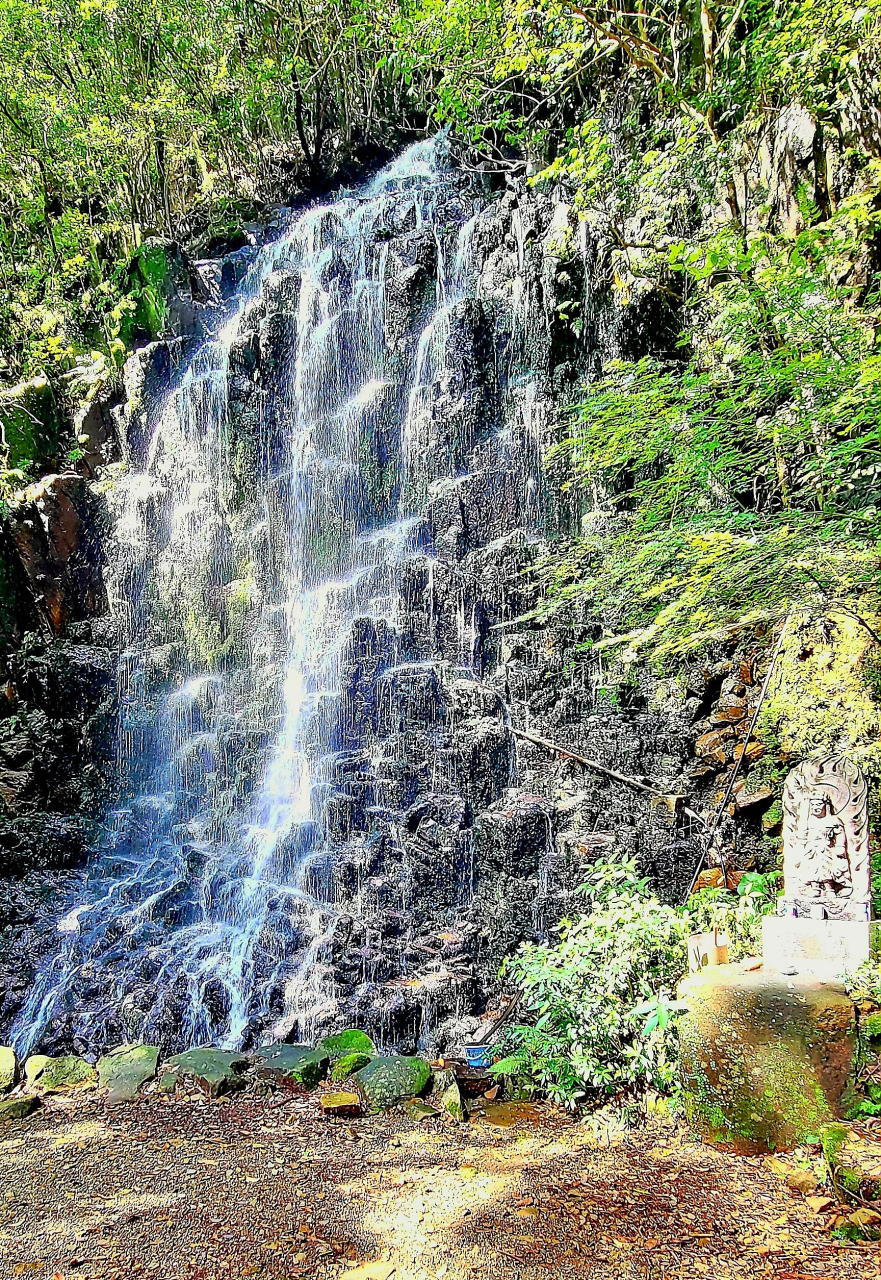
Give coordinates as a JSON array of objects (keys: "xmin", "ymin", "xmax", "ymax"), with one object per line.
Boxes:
[{"xmin": 0, "ymin": 1092, "xmax": 876, "ymax": 1280}]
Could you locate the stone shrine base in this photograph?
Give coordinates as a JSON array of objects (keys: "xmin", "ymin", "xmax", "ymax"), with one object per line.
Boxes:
[
  {"xmin": 762, "ymin": 915, "xmax": 875, "ymax": 982},
  {"xmin": 678, "ymin": 964, "xmax": 856, "ymax": 1152}
]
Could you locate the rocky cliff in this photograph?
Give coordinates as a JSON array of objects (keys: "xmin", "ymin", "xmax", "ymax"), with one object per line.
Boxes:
[{"xmin": 0, "ymin": 134, "xmax": 867, "ymax": 1057}]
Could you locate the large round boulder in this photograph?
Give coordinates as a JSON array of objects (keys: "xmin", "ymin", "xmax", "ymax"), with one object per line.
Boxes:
[{"xmin": 355, "ymin": 1055, "xmax": 432, "ymax": 1110}]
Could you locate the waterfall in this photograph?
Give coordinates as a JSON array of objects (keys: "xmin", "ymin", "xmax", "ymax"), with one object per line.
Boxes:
[{"xmin": 11, "ymin": 137, "xmax": 551, "ymax": 1059}]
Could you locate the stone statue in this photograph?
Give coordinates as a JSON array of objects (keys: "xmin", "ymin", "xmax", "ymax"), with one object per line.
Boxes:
[{"xmin": 780, "ymin": 753, "xmax": 871, "ymax": 921}]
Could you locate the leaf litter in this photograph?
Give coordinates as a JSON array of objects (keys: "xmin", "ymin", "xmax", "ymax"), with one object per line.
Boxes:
[{"xmin": 0, "ymin": 1090, "xmax": 876, "ymax": 1280}]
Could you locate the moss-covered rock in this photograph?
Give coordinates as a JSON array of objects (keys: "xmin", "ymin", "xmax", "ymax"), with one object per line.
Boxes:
[
  {"xmin": 34, "ymin": 1056, "xmax": 98, "ymax": 1093},
  {"xmin": 355, "ymin": 1055, "xmax": 432, "ymax": 1111},
  {"xmin": 821, "ymin": 1122, "xmax": 881, "ymax": 1202},
  {"xmin": 0, "ymin": 1047, "xmax": 17, "ymax": 1094},
  {"xmin": 436, "ymin": 1070, "xmax": 467, "ymax": 1123},
  {"xmin": 24, "ymin": 1055, "xmax": 52, "ymax": 1086},
  {"xmin": 0, "ymin": 374, "xmax": 60, "ymax": 469},
  {"xmin": 319, "ymin": 1030, "xmax": 376, "ymax": 1065},
  {"xmin": 330, "ymin": 1051, "xmax": 373, "ymax": 1083},
  {"xmin": 0, "ymin": 1095, "xmax": 38, "ymax": 1122},
  {"xmin": 97, "ymin": 1044, "xmax": 159, "ymax": 1104},
  {"xmin": 678, "ymin": 965, "xmax": 856, "ymax": 1152},
  {"xmin": 165, "ymin": 1047, "xmax": 248, "ymax": 1097},
  {"xmin": 251, "ymin": 1044, "xmax": 328, "ymax": 1089}
]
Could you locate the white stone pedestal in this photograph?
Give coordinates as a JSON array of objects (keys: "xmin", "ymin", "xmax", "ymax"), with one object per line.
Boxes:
[{"xmin": 762, "ymin": 916, "xmax": 876, "ymax": 981}]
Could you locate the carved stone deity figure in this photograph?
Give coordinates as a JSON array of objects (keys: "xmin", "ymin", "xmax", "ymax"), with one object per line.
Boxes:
[{"xmin": 780, "ymin": 753, "xmax": 871, "ymax": 921}]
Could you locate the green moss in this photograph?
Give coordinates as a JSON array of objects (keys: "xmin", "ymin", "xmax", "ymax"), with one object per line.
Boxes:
[
  {"xmin": 355, "ymin": 1055, "xmax": 432, "ymax": 1110},
  {"xmin": 319, "ymin": 1029, "xmax": 376, "ymax": 1064},
  {"xmin": 330, "ymin": 1051, "xmax": 373, "ymax": 1082},
  {"xmin": 0, "ymin": 374, "xmax": 60, "ymax": 469},
  {"xmin": 129, "ymin": 241, "xmax": 171, "ymax": 340},
  {"xmin": 760, "ymin": 611, "xmax": 881, "ymax": 784},
  {"xmin": 679, "ymin": 1015, "xmax": 837, "ymax": 1150},
  {"xmin": 35, "ymin": 1055, "xmax": 98, "ymax": 1092}
]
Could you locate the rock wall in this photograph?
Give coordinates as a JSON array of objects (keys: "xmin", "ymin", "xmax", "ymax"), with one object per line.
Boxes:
[{"xmin": 0, "ymin": 157, "xmax": 788, "ymax": 1055}]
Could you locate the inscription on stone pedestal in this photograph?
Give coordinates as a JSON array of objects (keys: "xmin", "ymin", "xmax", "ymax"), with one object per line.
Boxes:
[{"xmin": 762, "ymin": 915, "xmax": 873, "ymax": 981}]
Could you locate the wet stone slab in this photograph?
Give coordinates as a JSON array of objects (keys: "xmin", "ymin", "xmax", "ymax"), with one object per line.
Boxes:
[
  {"xmin": 165, "ymin": 1047, "xmax": 248, "ymax": 1097},
  {"xmin": 98, "ymin": 1044, "xmax": 159, "ymax": 1104},
  {"xmin": 252, "ymin": 1044, "xmax": 329, "ymax": 1089}
]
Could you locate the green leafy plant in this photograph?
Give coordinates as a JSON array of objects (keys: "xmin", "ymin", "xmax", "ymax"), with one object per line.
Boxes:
[
  {"xmin": 492, "ymin": 854, "xmax": 780, "ymax": 1107},
  {"xmin": 491, "ymin": 855, "xmax": 690, "ymax": 1105}
]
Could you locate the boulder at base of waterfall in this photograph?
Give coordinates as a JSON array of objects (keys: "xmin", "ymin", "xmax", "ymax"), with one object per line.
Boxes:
[
  {"xmin": 252, "ymin": 1044, "xmax": 328, "ymax": 1089},
  {"xmin": 331, "ymin": 1051, "xmax": 373, "ymax": 1083},
  {"xmin": 98, "ymin": 1044, "xmax": 159, "ymax": 1104},
  {"xmin": 319, "ymin": 1091, "xmax": 362, "ymax": 1117},
  {"xmin": 355, "ymin": 1056, "xmax": 432, "ymax": 1111},
  {"xmin": 33, "ymin": 1056, "xmax": 98, "ymax": 1093},
  {"xmin": 0, "ymin": 1047, "xmax": 17, "ymax": 1093},
  {"xmin": 677, "ymin": 965, "xmax": 856, "ymax": 1152},
  {"xmin": 165, "ymin": 1048, "xmax": 248, "ymax": 1097},
  {"xmin": 434, "ymin": 1068, "xmax": 467, "ymax": 1122},
  {"xmin": 24, "ymin": 1055, "xmax": 52, "ymax": 1086},
  {"xmin": 0, "ymin": 1095, "xmax": 38, "ymax": 1122},
  {"xmin": 319, "ymin": 1029, "xmax": 377, "ymax": 1064},
  {"xmin": 403, "ymin": 1099, "xmax": 441, "ymax": 1121}
]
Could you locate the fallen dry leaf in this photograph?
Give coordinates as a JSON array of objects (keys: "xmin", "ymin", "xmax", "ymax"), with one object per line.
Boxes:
[
  {"xmin": 805, "ymin": 1196, "xmax": 833, "ymax": 1214},
  {"xmin": 848, "ymin": 1208, "xmax": 881, "ymax": 1227},
  {"xmin": 339, "ymin": 1266, "xmax": 396, "ymax": 1280}
]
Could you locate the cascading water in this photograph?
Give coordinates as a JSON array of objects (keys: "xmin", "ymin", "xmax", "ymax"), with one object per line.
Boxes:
[{"xmin": 10, "ymin": 137, "xmax": 553, "ymax": 1059}]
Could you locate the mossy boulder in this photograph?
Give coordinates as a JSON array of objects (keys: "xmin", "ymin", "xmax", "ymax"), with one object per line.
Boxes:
[
  {"xmin": 0, "ymin": 374, "xmax": 60, "ymax": 469},
  {"xmin": 822, "ymin": 1122, "xmax": 881, "ymax": 1202},
  {"xmin": 319, "ymin": 1029, "xmax": 376, "ymax": 1064},
  {"xmin": 33, "ymin": 1056, "xmax": 98, "ymax": 1093},
  {"xmin": 0, "ymin": 1095, "xmax": 38, "ymax": 1122},
  {"xmin": 355, "ymin": 1055, "xmax": 432, "ymax": 1111},
  {"xmin": 435, "ymin": 1069, "xmax": 467, "ymax": 1123},
  {"xmin": 0, "ymin": 1047, "xmax": 17, "ymax": 1094},
  {"xmin": 678, "ymin": 966, "xmax": 856, "ymax": 1152},
  {"xmin": 165, "ymin": 1047, "xmax": 248, "ymax": 1097},
  {"xmin": 98, "ymin": 1044, "xmax": 159, "ymax": 1104},
  {"xmin": 330, "ymin": 1051, "xmax": 373, "ymax": 1083},
  {"xmin": 252, "ymin": 1044, "xmax": 328, "ymax": 1089},
  {"xmin": 24, "ymin": 1055, "xmax": 52, "ymax": 1086}
]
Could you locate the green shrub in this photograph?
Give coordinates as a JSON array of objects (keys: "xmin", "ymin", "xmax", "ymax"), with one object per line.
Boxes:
[
  {"xmin": 492, "ymin": 856, "xmax": 779, "ymax": 1108},
  {"xmin": 492, "ymin": 857, "xmax": 690, "ymax": 1105},
  {"xmin": 686, "ymin": 873, "xmax": 779, "ymax": 963}
]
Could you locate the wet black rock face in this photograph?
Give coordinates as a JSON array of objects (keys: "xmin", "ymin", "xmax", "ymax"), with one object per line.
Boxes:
[{"xmin": 0, "ymin": 154, "xmax": 769, "ymax": 1058}]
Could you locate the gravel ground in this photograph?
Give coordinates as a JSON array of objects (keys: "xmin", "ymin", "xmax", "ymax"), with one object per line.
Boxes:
[{"xmin": 0, "ymin": 1090, "xmax": 877, "ymax": 1280}]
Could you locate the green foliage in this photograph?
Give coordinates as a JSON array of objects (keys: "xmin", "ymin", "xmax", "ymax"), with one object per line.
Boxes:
[
  {"xmin": 687, "ymin": 872, "xmax": 779, "ymax": 961},
  {"xmin": 539, "ymin": 217, "xmax": 881, "ymax": 658},
  {"xmin": 846, "ymin": 961, "xmax": 881, "ymax": 1009},
  {"xmin": 759, "ymin": 610, "xmax": 881, "ymax": 780},
  {"xmin": 493, "ymin": 856, "xmax": 690, "ymax": 1104},
  {"xmin": 0, "ymin": 0, "xmax": 418, "ymax": 381},
  {"xmin": 493, "ymin": 854, "xmax": 777, "ymax": 1107}
]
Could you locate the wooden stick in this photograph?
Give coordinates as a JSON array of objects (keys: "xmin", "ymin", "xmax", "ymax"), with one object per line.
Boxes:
[
  {"xmin": 512, "ymin": 727, "xmax": 661, "ymax": 795},
  {"xmin": 512, "ymin": 727, "xmax": 708, "ymax": 828}
]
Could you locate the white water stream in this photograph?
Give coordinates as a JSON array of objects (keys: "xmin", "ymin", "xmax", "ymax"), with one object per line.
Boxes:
[{"xmin": 12, "ymin": 137, "xmax": 495, "ymax": 1056}]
